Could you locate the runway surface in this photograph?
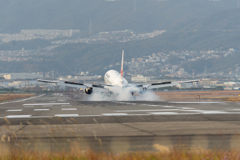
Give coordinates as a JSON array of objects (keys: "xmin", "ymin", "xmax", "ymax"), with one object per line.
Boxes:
[{"xmin": 1, "ymin": 93, "xmax": 240, "ymax": 151}]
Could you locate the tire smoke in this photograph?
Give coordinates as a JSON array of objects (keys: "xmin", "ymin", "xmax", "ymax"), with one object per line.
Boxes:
[{"xmin": 87, "ymin": 87, "xmax": 160, "ymax": 101}]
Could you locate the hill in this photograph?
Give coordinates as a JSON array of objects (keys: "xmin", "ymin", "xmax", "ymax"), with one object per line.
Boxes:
[
  {"xmin": 0, "ymin": 31, "xmax": 239, "ymax": 75},
  {"xmin": 51, "ymin": 31, "xmax": 240, "ymax": 74}
]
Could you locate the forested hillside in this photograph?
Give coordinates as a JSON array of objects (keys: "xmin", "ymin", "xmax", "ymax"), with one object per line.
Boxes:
[{"xmin": 0, "ymin": 31, "xmax": 239, "ymax": 75}]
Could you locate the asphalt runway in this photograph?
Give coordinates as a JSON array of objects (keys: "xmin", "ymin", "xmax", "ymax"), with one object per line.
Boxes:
[{"xmin": 1, "ymin": 93, "xmax": 240, "ymax": 152}]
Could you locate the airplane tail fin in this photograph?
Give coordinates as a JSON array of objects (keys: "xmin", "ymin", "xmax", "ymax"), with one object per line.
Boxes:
[{"xmin": 120, "ymin": 50, "xmax": 124, "ymax": 86}]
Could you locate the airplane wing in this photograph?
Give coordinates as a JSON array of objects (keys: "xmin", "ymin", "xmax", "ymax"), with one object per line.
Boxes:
[
  {"xmin": 37, "ymin": 79, "xmax": 109, "ymax": 90},
  {"xmin": 149, "ymin": 79, "xmax": 199, "ymax": 89},
  {"xmin": 38, "ymin": 79, "xmax": 199, "ymax": 94},
  {"xmin": 131, "ymin": 79, "xmax": 199, "ymax": 90}
]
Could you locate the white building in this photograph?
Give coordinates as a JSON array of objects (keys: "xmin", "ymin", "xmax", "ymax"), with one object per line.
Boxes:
[
  {"xmin": 131, "ymin": 75, "xmax": 150, "ymax": 83},
  {"xmin": 198, "ymin": 78, "xmax": 218, "ymax": 86}
]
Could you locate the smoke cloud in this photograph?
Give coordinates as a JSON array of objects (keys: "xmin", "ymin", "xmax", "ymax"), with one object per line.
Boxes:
[{"xmin": 87, "ymin": 87, "xmax": 160, "ymax": 101}]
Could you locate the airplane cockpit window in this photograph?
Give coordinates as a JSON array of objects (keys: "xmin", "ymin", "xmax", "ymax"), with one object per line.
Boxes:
[{"xmin": 106, "ymin": 73, "xmax": 110, "ymax": 79}]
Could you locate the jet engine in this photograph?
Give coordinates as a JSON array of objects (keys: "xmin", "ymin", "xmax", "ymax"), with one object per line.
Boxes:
[
  {"xmin": 84, "ymin": 88, "xmax": 93, "ymax": 94},
  {"xmin": 140, "ymin": 87, "xmax": 147, "ymax": 94}
]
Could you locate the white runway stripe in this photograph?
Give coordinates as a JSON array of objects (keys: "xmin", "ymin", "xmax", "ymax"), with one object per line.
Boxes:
[
  {"xmin": 6, "ymin": 109, "xmax": 23, "ymax": 112},
  {"xmin": 126, "ymin": 114, "xmax": 151, "ymax": 116},
  {"xmin": 6, "ymin": 115, "xmax": 31, "ymax": 118},
  {"xmin": 28, "ymin": 115, "xmax": 102, "ymax": 118},
  {"xmin": 13, "ymin": 94, "xmax": 45, "ymax": 102},
  {"xmin": 161, "ymin": 106, "xmax": 175, "ymax": 108},
  {"xmin": 115, "ymin": 109, "xmax": 179, "ymax": 112},
  {"xmin": 183, "ymin": 110, "xmax": 228, "ymax": 114},
  {"xmin": 199, "ymin": 111, "xmax": 228, "ymax": 114},
  {"xmin": 62, "ymin": 108, "xmax": 77, "ymax": 110},
  {"xmin": 34, "ymin": 109, "xmax": 49, "ymax": 111},
  {"xmin": 180, "ymin": 107, "xmax": 194, "ymax": 110},
  {"xmin": 171, "ymin": 102, "xmax": 224, "ymax": 104},
  {"xmin": 102, "ymin": 113, "xmax": 128, "ymax": 116},
  {"xmin": 0, "ymin": 94, "xmax": 45, "ymax": 105},
  {"xmin": 150, "ymin": 112, "xmax": 178, "ymax": 115},
  {"xmin": 55, "ymin": 114, "xmax": 79, "ymax": 117},
  {"xmin": 23, "ymin": 103, "xmax": 70, "ymax": 106},
  {"xmin": 1, "ymin": 112, "xmax": 240, "ymax": 119},
  {"xmin": 177, "ymin": 113, "xmax": 200, "ymax": 115}
]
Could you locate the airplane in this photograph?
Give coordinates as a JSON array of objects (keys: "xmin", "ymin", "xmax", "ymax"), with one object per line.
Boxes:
[{"xmin": 37, "ymin": 50, "xmax": 199, "ymax": 98}]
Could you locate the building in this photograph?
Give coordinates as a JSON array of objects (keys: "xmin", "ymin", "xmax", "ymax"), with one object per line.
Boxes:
[
  {"xmin": 131, "ymin": 75, "xmax": 150, "ymax": 83},
  {"xmin": 198, "ymin": 78, "xmax": 218, "ymax": 87},
  {"xmin": 3, "ymin": 73, "xmax": 43, "ymax": 80},
  {"xmin": 178, "ymin": 83, "xmax": 193, "ymax": 89},
  {"xmin": 137, "ymin": 58, "xmax": 144, "ymax": 62}
]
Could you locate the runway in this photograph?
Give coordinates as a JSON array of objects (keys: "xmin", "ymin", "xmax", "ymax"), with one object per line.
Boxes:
[{"xmin": 1, "ymin": 93, "xmax": 240, "ymax": 151}]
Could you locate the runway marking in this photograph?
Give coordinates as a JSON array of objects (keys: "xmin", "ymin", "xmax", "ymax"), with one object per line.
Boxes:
[
  {"xmin": 2, "ymin": 112, "xmax": 240, "ymax": 119},
  {"xmin": 58, "ymin": 99, "xmax": 66, "ymax": 102},
  {"xmin": 126, "ymin": 114, "xmax": 151, "ymax": 116},
  {"xmin": 115, "ymin": 109, "xmax": 179, "ymax": 112},
  {"xmin": 171, "ymin": 102, "xmax": 224, "ymax": 104},
  {"xmin": 0, "ymin": 94, "xmax": 45, "ymax": 105},
  {"xmin": 102, "ymin": 113, "xmax": 128, "ymax": 116},
  {"xmin": 55, "ymin": 114, "xmax": 79, "ymax": 117},
  {"xmin": 34, "ymin": 109, "xmax": 49, "ymax": 111},
  {"xmin": 147, "ymin": 105, "xmax": 162, "ymax": 107},
  {"xmin": 11, "ymin": 94, "xmax": 45, "ymax": 102},
  {"xmin": 6, "ymin": 115, "xmax": 31, "ymax": 118},
  {"xmin": 183, "ymin": 110, "xmax": 229, "ymax": 114},
  {"xmin": 161, "ymin": 106, "xmax": 176, "ymax": 108},
  {"xmin": 23, "ymin": 103, "xmax": 70, "ymax": 106},
  {"xmin": 183, "ymin": 109, "xmax": 222, "ymax": 112},
  {"xmin": 183, "ymin": 110, "xmax": 205, "ymax": 112},
  {"xmin": 28, "ymin": 115, "xmax": 102, "ymax": 118},
  {"xmin": 62, "ymin": 108, "xmax": 77, "ymax": 111},
  {"xmin": 199, "ymin": 111, "xmax": 228, "ymax": 114},
  {"xmin": 150, "ymin": 112, "xmax": 178, "ymax": 115},
  {"xmin": 6, "ymin": 109, "xmax": 23, "ymax": 112},
  {"xmin": 77, "ymin": 115, "xmax": 102, "ymax": 117},
  {"xmin": 177, "ymin": 113, "xmax": 199, "ymax": 115},
  {"xmin": 180, "ymin": 107, "xmax": 194, "ymax": 110},
  {"xmin": 27, "ymin": 116, "xmax": 53, "ymax": 118}
]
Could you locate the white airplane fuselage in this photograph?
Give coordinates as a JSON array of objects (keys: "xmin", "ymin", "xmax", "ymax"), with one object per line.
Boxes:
[{"xmin": 104, "ymin": 70, "xmax": 128, "ymax": 87}]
